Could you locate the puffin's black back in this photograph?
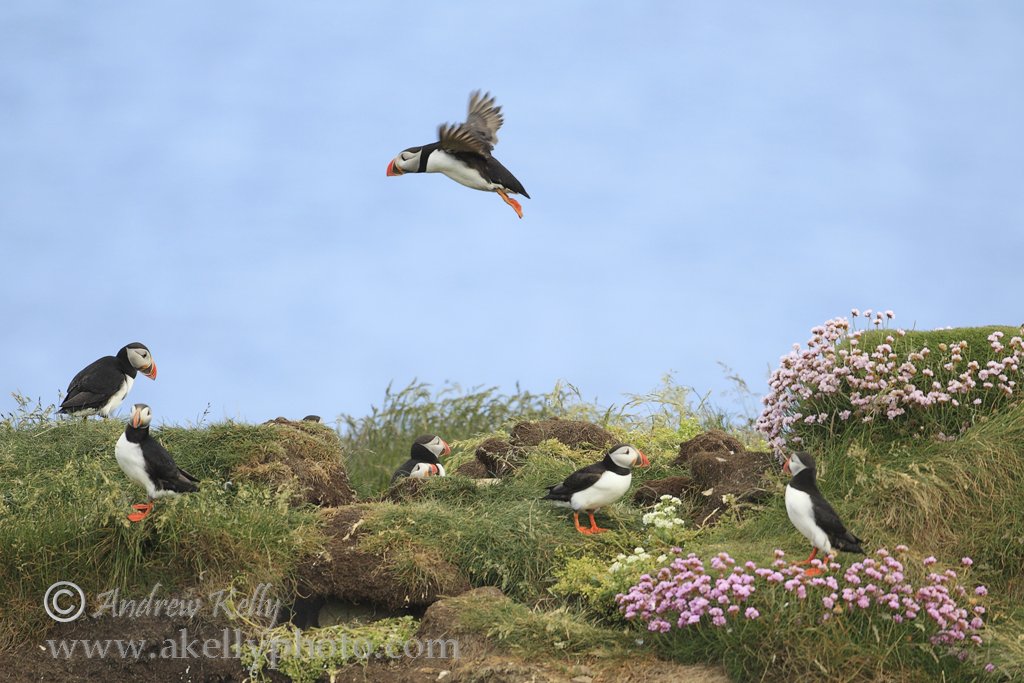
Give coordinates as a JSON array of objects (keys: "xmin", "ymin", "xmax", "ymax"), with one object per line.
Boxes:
[
  {"xmin": 124, "ymin": 424, "xmax": 199, "ymax": 493},
  {"xmin": 59, "ymin": 354, "xmax": 131, "ymax": 413}
]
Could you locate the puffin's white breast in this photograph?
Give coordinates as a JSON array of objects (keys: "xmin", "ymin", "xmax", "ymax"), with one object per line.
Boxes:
[
  {"xmin": 570, "ymin": 471, "xmax": 632, "ymax": 512},
  {"xmin": 100, "ymin": 375, "xmax": 134, "ymax": 418},
  {"xmin": 785, "ymin": 485, "xmax": 831, "ymax": 553},
  {"xmin": 425, "ymin": 150, "xmax": 496, "ymax": 192},
  {"xmin": 115, "ymin": 432, "xmax": 154, "ymax": 497}
]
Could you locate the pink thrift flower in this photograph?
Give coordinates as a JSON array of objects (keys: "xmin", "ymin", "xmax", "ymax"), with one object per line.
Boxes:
[{"xmin": 744, "ymin": 607, "xmax": 759, "ymax": 619}]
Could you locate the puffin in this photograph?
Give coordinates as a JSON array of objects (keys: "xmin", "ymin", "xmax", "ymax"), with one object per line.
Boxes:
[
  {"xmin": 390, "ymin": 434, "xmax": 451, "ymax": 484},
  {"xmin": 59, "ymin": 342, "xmax": 157, "ymax": 419},
  {"xmin": 543, "ymin": 444, "xmax": 649, "ymax": 534},
  {"xmin": 408, "ymin": 462, "xmax": 441, "ymax": 479},
  {"xmin": 114, "ymin": 404, "xmax": 199, "ymax": 522},
  {"xmin": 386, "ymin": 90, "xmax": 530, "ymax": 218},
  {"xmin": 783, "ymin": 451, "xmax": 864, "ymax": 575}
]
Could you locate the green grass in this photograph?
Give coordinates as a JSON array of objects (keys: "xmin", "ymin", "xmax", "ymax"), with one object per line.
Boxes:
[{"xmin": 0, "ymin": 417, "xmax": 323, "ymax": 652}]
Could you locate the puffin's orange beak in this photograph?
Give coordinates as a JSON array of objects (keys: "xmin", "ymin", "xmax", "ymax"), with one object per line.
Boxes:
[
  {"xmin": 142, "ymin": 362, "xmax": 157, "ymax": 380},
  {"xmin": 429, "ymin": 464, "xmax": 440, "ymax": 476},
  {"xmin": 637, "ymin": 450, "xmax": 650, "ymax": 467},
  {"xmin": 782, "ymin": 458, "xmax": 791, "ymax": 475},
  {"xmin": 386, "ymin": 159, "xmax": 403, "ymax": 176},
  {"xmin": 131, "ymin": 409, "xmax": 142, "ymax": 428},
  {"xmin": 441, "ymin": 440, "xmax": 451, "ymax": 457}
]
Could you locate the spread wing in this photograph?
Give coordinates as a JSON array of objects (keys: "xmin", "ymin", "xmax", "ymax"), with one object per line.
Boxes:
[
  {"xmin": 437, "ymin": 90, "xmax": 504, "ymax": 157},
  {"xmin": 60, "ymin": 357, "xmax": 122, "ymax": 411},
  {"xmin": 544, "ymin": 462, "xmax": 604, "ymax": 501}
]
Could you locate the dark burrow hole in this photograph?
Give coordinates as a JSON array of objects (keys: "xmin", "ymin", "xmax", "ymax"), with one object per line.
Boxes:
[{"xmin": 286, "ymin": 595, "xmax": 427, "ymax": 629}]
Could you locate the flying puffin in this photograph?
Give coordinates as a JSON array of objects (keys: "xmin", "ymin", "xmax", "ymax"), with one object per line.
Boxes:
[
  {"xmin": 386, "ymin": 90, "xmax": 530, "ymax": 218},
  {"xmin": 59, "ymin": 342, "xmax": 157, "ymax": 419},
  {"xmin": 114, "ymin": 404, "xmax": 199, "ymax": 522},
  {"xmin": 543, "ymin": 444, "xmax": 649, "ymax": 534},
  {"xmin": 390, "ymin": 434, "xmax": 451, "ymax": 484},
  {"xmin": 784, "ymin": 451, "xmax": 864, "ymax": 575}
]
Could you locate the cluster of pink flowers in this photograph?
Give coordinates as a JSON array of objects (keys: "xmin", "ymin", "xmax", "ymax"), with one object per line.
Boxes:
[
  {"xmin": 757, "ymin": 309, "xmax": 1024, "ymax": 453},
  {"xmin": 616, "ymin": 547, "xmax": 989, "ymax": 663}
]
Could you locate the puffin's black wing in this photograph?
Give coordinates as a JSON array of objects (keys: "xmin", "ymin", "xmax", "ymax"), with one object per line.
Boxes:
[
  {"xmin": 437, "ymin": 91, "xmax": 504, "ymax": 157},
  {"xmin": 142, "ymin": 438, "xmax": 199, "ymax": 493},
  {"xmin": 543, "ymin": 462, "xmax": 604, "ymax": 502},
  {"xmin": 811, "ymin": 493, "xmax": 864, "ymax": 554},
  {"xmin": 59, "ymin": 356, "xmax": 122, "ymax": 412},
  {"xmin": 464, "ymin": 91, "xmax": 503, "ymax": 148},
  {"xmin": 390, "ymin": 458, "xmax": 418, "ymax": 484}
]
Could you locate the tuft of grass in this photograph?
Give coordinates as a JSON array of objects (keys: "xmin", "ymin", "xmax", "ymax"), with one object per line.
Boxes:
[
  {"xmin": 336, "ymin": 380, "xmax": 562, "ymax": 496},
  {"xmin": 450, "ymin": 589, "xmax": 636, "ymax": 659},
  {"xmin": 241, "ymin": 617, "xmax": 419, "ymax": 683}
]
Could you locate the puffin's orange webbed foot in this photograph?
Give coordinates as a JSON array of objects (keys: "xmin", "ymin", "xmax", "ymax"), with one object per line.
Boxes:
[
  {"xmin": 792, "ymin": 548, "xmax": 818, "ymax": 567},
  {"xmin": 497, "ymin": 190, "xmax": 523, "ymax": 219},
  {"xmin": 573, "ymin": 512, "xmax": 594, "ymax": 535},
  {"xmin": 127, "ymin": 503, "xmax": 153, "ymax": 523},
  {"xmin": 587, "ymin": 512, "xmax": 610, "ymax": 534}
]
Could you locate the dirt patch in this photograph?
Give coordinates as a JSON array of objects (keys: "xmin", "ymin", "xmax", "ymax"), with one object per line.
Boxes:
[
  {"xmin": 673, "ymin": 429, "xmax": 745, "ymax": 466},
  {"xmin": 473, "ymin": 437, "xmax": 513, "ymax": 477},
  {"xmin": 688, "ymin": 449, "xmax": 776, "ymax": 526},
  {"xmin": 632, "ymin": 476, "xmax": 695, "ymax": 506},
  {"xmin": 473, "ymin": 420, "xmax": 615, "ymax": 477},
  {"xmin": 235, "ymin": 419, "xmax": 355, "ymax": 507},
  {"xmin": 8, "ymin": 613, "xmax": 286, "ymax": 683},
  {"xmin": 296, "ymin": 506, "xmax": 471, "ymax": 615},
  {"xmin": 455, "ymin": 459, "xmax": 490, "ymax": 479},
  {"xmin": 510, "ymin": 419, "xmax": 615, "ymax": 451}
]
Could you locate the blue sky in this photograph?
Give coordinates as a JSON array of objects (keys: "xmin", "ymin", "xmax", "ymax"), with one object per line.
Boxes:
[{"xmin": 2, "ymin": 3, "xmax": 1022, "ymax": 426}]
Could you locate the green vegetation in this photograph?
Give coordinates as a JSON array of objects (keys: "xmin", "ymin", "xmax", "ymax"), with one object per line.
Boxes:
[
  {"xmin": 337, "ymin": 375, "xmax": 726, "ymax": 496},
  {"xmin": 240, "ymin": 617, "xmax": 419, "ymax": 683},
  {"xmin": 0, "ymin": 413, "xmax": 323, "ymax": 652},
  {"xmin": 3, "ymin": 335, "xmax": 1022, "ymax": 682}
]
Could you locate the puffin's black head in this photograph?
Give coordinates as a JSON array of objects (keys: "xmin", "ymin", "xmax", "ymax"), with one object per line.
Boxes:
[
  {"xmin": 783, "ymin": 451, "xmax": 815, "ymax": 477},
  {"xmin": 129, "ymin": 403, "xmax": 153, "ymax": 429},
  {"xmin": 411, "ymin": 434, "xmax": 451, "ymax": 462},
  {"xmin": 605, "ymin": 443, "xmax": 649, "ymax": 469},
  {"xmin": 386, "ymin": 146, "xmax": 427, "ymax": 176},
  {"xmin": 120, "ymin": 342, "xmax": 157, "ymax": 379}
]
